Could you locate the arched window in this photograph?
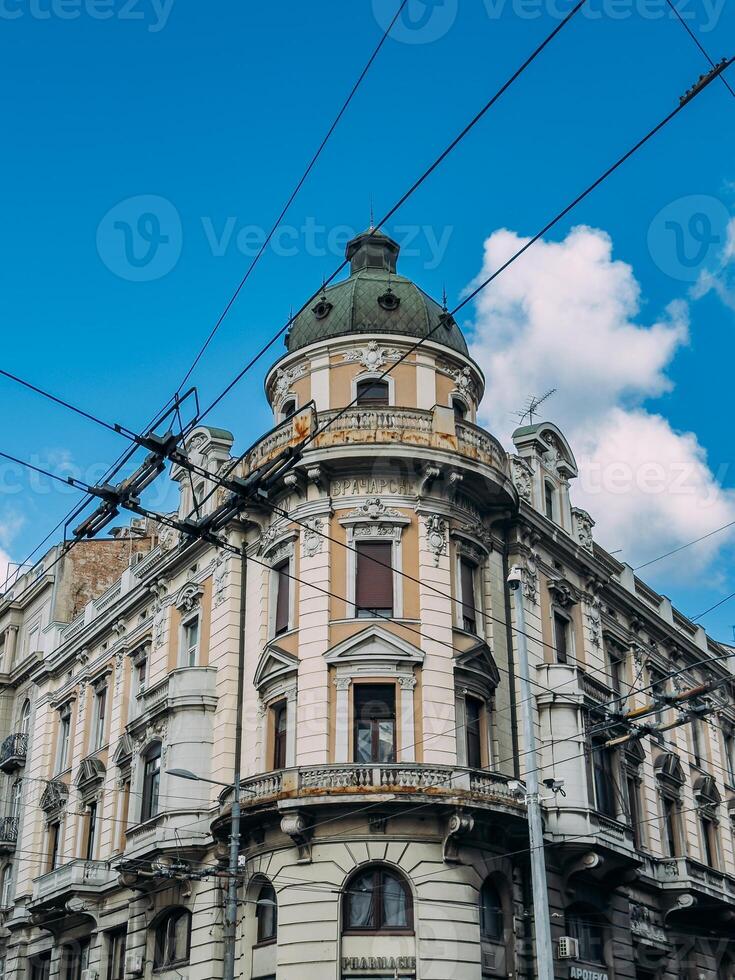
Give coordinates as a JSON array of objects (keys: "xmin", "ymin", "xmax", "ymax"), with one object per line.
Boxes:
[
  {"xmin": 140, "ymin": 743, "xmax": 161, "ymax": 822},
  {"xmin": 19, "ymin": 700, "xmax": 31, "ymax": 736},
  {"xmin": 452, "ymin": 397, "xmax": 467, "ymax": 421},
  {"xmin": 544, "ymin": 481, "xmax": 556, "ymax": 522},
  {"xmin": 480, "ymin": 879, "xmax": 504, "ymax": 941},
  {"xmin": 0, "ymin": 863, "xmax": 13, "ymax": 907},
  {"xmin": 356, "ymin": 379, "xmax": 389, "ymax": 407},
  {"xmin": 256, "ymin": 881, "xmax": 278, "ymax": 944},
  {"xmin": 9, "ymin": 779, "xmax": 22, "ymax": 823},
  {"xmin": 343, "ymin": 865, "xmax": 413, "ymax": 933},
  {"xmin": 566, "ymin": 904, "xmax": 606, "ymax": 964},
  {"xmin": 153, "ymin": 908, "xmax": 191, "ymax": 968},
  {"xmin": 281, "ymin": 398, "xmax": 296, "ymax": 420}
]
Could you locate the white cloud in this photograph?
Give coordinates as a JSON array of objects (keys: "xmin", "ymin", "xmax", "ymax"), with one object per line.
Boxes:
[
  {"xmin": 467, "ymin": 225, "xmax": 735, "ymax": 576},
  {"xmin": 691, "ymin": 217, "xmax": 735, "ymax": 311}
]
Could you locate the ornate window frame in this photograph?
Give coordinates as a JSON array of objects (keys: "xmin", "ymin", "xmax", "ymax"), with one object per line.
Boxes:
[
  {"xmin": 253, "ymin": 643, "xmax": 298, "ymax": 770},
  {"xmin": 340, "ymin": 500, "xmax": 410, "ymax": 620},
  {"xmin": 351, "ymin": 370, "xmax": 395, "ymax": 407},
  {"xmin": 324, "ymin": 625, "xmax": 424, "ymax": 764},
  {"xmin": 175, "ymin": 583, "xmax": 204, "ymax": 668},
  {"xmin": 454, "ymin": 641, "xmax": 500, "ymax": 769},
  {"xmin": 264, "ymin": 532, "xmax": 297, "ymax": 638},
  {"xmin": 450, "ymin": 530, "xmax": 489, "ymax": 636}
]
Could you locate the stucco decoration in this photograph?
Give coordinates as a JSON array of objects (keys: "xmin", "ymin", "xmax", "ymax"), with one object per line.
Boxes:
[
  {"xmin": 259, "ymin": 519, "xmax": 290, "ymax": 555},
  {"xmin": 584, "ymin": 597, "xmax": 602, "ymax": 648},
  {"xmin": 521, "ymin": 555, "xmax": 540, "ymax": 605},
  {"xmin": 573, "ymin": 507, "xmax": 596, "ymax": 552},
  {"xmin": 301, "ymin": 518, "xmax": 325, "ymax": 559},
  {"xmin": 272, "ymin": 362, "xmax": 307, "ymax": 405},
  {"xmin": 40, "ymin": 780, "xmax": 68, "ymax": 818},
  {"xmin": 174, "ymin": 582, "xmax": 203, "ymax": 613},
  {"xmin": 213, "ymin": 550, "xmax": 230, "ymax": 607},
  {"xmin": 157, "ymin": 520, "xmax": 180, "ymax": 553},
  {"xmin": 510, "ymin": 455, "xmax": 533, "ymax": 502},
  {"xmin": 342, "ymin": 340, "xmax": 402, "ymax": 370},
  {"xmin": 437, "ymin": 360, "xmax": 478, "ymax": 402},
  {"xmin": 343, "ymin": 498, "xmax": 405, "ymax": 523},
  {"xmin": 422, "ymin": 515, "xmax": 448, "ymax": 565}
]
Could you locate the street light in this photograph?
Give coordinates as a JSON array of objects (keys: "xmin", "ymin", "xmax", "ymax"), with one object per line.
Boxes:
[{"xmin": 166, "ymin": 768, "xmax": 235, "ymax": 790}]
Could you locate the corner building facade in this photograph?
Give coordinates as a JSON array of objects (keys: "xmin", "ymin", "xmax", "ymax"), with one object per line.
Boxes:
[{"xmin": 2, "ymin": 230, "xmax": 735, "ymax": 980}]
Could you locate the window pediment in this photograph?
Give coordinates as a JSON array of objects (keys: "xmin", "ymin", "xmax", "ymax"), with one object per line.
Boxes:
[
  {"xmin": 40, "ymin": 779, "xmax": 68, "ymax": 817},
  {"xmin": 112, "ymin": 733, "xmax": 134, "ymax": 770},
  {"xmin": 339, "ymin": 498, "xmax": 411, "ymax": 528},
  {"xmin": 654, "ymin": 751, "xmax": 685, "ymax": 790},
  {"xmin": 324, "ymin": 625, "xmax": 424, "ymax": 667},
  {"xmin": 454, "ymin": 638, "xmax": 500, "ymax": 689},
  {"xmin": 254, "ymin": 643, "xmax": 299, "ymax": 692},
  {"xmin": 175, "ymin": 583, "xmax": 204, "ymax": 613},
  {"xmin": 75, "ymin": 756, "xmax": 106, "ymax": 798},
  {"xmin": 693, "ymin": 774, "xmax": 721, "ymax": 809}
]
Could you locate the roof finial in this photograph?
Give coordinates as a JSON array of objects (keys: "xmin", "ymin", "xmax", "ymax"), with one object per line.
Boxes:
[
  {"xmin": 442, "ymin": 285, "xmax": 448, "ymax": 312},
  {"xmin": 369, "ymin": 194, "xmax": 375, "ymax": 232}
]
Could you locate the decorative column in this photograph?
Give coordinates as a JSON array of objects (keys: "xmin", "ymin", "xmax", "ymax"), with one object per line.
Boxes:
[
  {"xmin": 399, "ymin": 675, "xmax": 417, "ymax": 763},
  {"xmin": 334, "ymin": 677, "xmax": 351, "ymax": 763},
  {"xmin": 285, "ymin": 683, "xmax": 298, "ymax": 768}
]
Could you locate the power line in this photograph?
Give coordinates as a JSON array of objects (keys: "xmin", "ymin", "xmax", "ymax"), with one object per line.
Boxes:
[
  {"xmin": 173, "ymin": 0, "xmax": 410, "ymax": 393},
  {"xmin": 664, "ymin": 0, "xmax": 735, "ymax": 101},
  {"xmin": 634, "ymin": 518, "xmax": 735, "ymax": 571}
]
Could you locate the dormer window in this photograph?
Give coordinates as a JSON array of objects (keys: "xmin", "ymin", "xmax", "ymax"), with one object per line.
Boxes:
[{"xmin": 356, "ymin": 379, "xmax": 389, "ymax": 407}]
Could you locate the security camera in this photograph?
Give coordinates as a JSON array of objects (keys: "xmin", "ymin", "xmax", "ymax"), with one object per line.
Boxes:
[
  {"xmin": 507, "ymin": 565, "xmax": 524, "ymax": 590},
  {"xmin": 542, "ymin": 778, "xmax": 567, "ymax": 797}
]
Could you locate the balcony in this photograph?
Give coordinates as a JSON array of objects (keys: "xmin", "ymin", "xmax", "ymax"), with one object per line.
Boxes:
[
  {"xmin": 231, "ymin": 763, "xmax": 519, "ymax": 811},
  {"xmin": 0, "ymin": 817, "xmax": 18, "ymax": 853},
  {"xmin": 637, "ymin": 855, "xmax": 735, "ymax": 928},
  {"xmin": 31, "ymin": 859, "xmax": 116, "ymax": 914},
  {"xmin": 128, "ymin": 666, "xmax": 218, "ymax": 732},
  {"xmin": 0, "ymin": 734, "xmax": 28, "ymax": 773}
]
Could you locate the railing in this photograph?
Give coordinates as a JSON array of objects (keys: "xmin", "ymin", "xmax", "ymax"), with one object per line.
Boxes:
[
  {"xmin": 0, "ymin": 733, "xmax": 28, "ymax": 770},
  {"xmin": 32, "ymin": 859, "xmax": 114, "ymax": 903},
  {"xmin": 237, "ymin": 763, "xmax": 517, "ymax": 806},
  {"xmin": 0, "ymin": 817, "xmax": 18, "ymax": 846},
  {"xmin": 646, "ymin": 856, "xmax": 735, "ymax": 901},
  {"xmin": 240, "ymin": 407, "xmax": 510, "ymax": 478}
]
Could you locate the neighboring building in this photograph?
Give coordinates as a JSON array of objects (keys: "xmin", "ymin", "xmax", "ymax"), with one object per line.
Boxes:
[{"xmin": 1, "ymin": 229, "xmax": 734, "ymax": 980}]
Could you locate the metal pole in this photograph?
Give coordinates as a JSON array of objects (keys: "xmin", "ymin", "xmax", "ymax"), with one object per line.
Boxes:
[
  {"xmin": 508, "ymin": 568, "xmax": 554, "ymax": 980},
  {"xmin": 223, "ymin": 544, "xmax": 247, "ymax": 980}
]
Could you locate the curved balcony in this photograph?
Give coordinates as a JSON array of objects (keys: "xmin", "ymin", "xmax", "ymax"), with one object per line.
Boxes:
[
  {"xmin": 0, "ymin": 733, "xmax": 28, "ymax": 774},
  {"xmin": 0, "ymin": 817, "xmax": 18, "ymax": 853},
  {"xmin": 221, "ymin": 762, "xmax": 521, "ymax": 814},
  {"xmin": 240, "ymin": 405, "xmax": 512, "ymax": 490}
]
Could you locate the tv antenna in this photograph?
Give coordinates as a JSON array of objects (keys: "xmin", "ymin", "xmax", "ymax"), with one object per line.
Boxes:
[{"xmin": 514, "ymin": 389, "xmax": 557, "ymax": 426}]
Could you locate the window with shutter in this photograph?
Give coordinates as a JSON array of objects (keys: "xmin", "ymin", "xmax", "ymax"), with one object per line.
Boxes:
[
  {"xmin": 274, "ymin": 560, "xmax": 290, "ymax": 635},
  {"xmin": 355, "ymin": 542, "xmax": 393, "ymax": 618},
  {"xmin": 460, "ymin": 559, "xmax": 477, "ymax": 633}
]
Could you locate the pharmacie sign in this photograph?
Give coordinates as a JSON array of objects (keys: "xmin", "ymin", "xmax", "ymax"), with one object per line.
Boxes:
[{"xmin": 341, "ymin": 956, "xmax": 416, "ymax": 973}]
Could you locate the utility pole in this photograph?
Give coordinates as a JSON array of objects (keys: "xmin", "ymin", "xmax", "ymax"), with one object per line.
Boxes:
[
  {"xmin": 507, "ymin": 566, "xmax": 555, "ymax": 980},
  {"xmin": 223, "ymin": 544, "xmax": 247, "ymax": 980}
]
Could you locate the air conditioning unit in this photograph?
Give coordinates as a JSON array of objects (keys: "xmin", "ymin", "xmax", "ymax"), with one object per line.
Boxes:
[
  {"xmin": 125, "ymin": 952, "xmax": 144, "ymax": 977},
  {"xmin": 558, "ymin": 937, "xmax": 580, "ymax": 960}
]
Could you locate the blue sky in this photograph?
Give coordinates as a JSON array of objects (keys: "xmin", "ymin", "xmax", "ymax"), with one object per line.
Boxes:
[{"xmin": 1, "ymin": 1, "xmax": 734, "ymax": 638}]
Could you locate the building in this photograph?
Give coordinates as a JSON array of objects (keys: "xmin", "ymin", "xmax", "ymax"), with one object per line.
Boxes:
[{"xmin": 1, "ymin": 228, "xmax": 735, "ymax": 980}]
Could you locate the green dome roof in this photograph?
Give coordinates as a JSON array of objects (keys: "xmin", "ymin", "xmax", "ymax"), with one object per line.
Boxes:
[{"xmin": 284, "ymin": 229, "xmax": 469, "ymax": 356}]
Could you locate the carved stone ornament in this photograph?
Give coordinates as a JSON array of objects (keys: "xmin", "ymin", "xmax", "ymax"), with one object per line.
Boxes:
[
  {"xmin": 345, "ymin": 497, "xmax": 404, "ymax": 522},
  {"xmin": 548, "ymin": 578, "xmax": 577, "ymax": 609},
  {"xmin": 521, "ymin": 555, "xmax": 539, "ymax": 605},
  {"xmin": 584, "ymin": 598, "xmax": 602, "ymax": 648},
  {"xmin": 342, "ymin": 340, "xmax": 402, "ymax": 371},
  {"xmin": 157, "ymin": 520, "xmax": 180, "ymax": 553},
  {"xmin": 259, "ymin": 520, "xmax": 289, "ymax": 555},
  {"xmin": 40, "ymin": 780, "xmax": 69, "ymax": 817},
  {"xmin": 459, "ymin": 520, "xmax": 493, "ymax": 550},
  {"xmin": 213, "ymin": 550, "xmax": 230, "ymax": 608},
  {"xmin": 437, "ymin": 360, "xmax": 478, "ymax": 402},
  {"xmin": 572, "ymin": 507, "xmax": 596, "ymax": 552},
  {"xmin": 175, "ymin": 582, "xmax": 203, "ymax": 613},
  {"xmin": 152, "ymin": 602, "xmax": 167, "ymax": 651},
  {"xmin": 272, "ymin": 363, "xmax": 307, "ymax": 404},
  {"xmin": 510, "ymin": 455, "xmax": 533, "ymax": 502},
  {"xmin": 423, "ymin": 515, "xmax": 448, "ymax": 565},
  {"xmin": 301, "ymin": 518, "xmax": 325, "ymax": 559}
]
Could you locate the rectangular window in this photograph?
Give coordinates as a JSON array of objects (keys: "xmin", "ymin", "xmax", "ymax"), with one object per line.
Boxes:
[
  {"xmin": 592, "ymin": 743, "xmax": 617, "ymax": 817},
  {"xmin": 700, "ymin": 816, "xmax": 718, "ymax": 868},
  {"xmin": 49, "ymin": 822, "xmax": 61, "ymax": 871},
  {"xmin": 274, "ymin": 560, "xmax": 290, "ymax": 635},
  {"xmin": 86, "ymin": 803, "xmax": 97, "ymax": 861},
  {"xmin": 608, "ymin": 650, "xmax": 624, "ymax": 695},
  {"xmin": 57, "ymin": 711, "xmax": 71, "ymax": 772},
  {"xmin": 725, "ymin": 730, "xmax": 735, "ymax": 785},
  {"xmin": 183, "ymin": 616, "xmax": 199, "ymax": 667},
  {"xmin": 93, "ymin": 688, "xmax": 107, "ymax": 750},
  {"xmin": 544, "ymin": 482, "xmax": 555, "ymax": 521},
  {"xmin": 650, "ymin": 667, "xmax": 666, "ymax": 725},
  {"xmin": 61, "ymin": 941, "xmax": 89, "ymax": 980},
  {"xmin": 355, "ymin": 542, "xmax": 393, "ymax": 618},
  {"xmin": 465, "ymin": 696, "xmax": 484, "ymax": 769},
  {"xmin": 30, "ymin": 953, "xmax": 51, "ymax": 980},
  {"xmin": 272, "ymin": 700, "xmax": 288, "ymax": 770},
  {"xmin": 141, "ymin": 746, "xmax": 161, "ymax": 822},
  {"xmin": 107, "ymin": 930, "xmax": 127, "ymax": 980},
  {"xmin": 691, "ymin": 717, "xmax": 703, "ymax": 768},
  {"xmin": 354, "ymin": 684, "xmax": 396, "ymax": 764},
  {"xmin": 662, "ymin": 797, "xmax": 679, "ymax": 857},
  {"xmin": 554, "ymin": 613, "xmax": 569, "ymax": 665},
  {"xmin": 132, "ymin": 657, "xmax": 147, "ymax": 709},
  {"xmin": 627, "ymin": 775, "xmax": 642, "ymax": 848},
  {"xmin": 460, "ymin": 559, "xmax": 477, "ymax": 633}
]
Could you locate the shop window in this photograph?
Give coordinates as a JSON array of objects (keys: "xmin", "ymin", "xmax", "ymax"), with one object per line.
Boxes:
[
  {"xmin": 356, "ymin": 379, "xmax": 389, "ymax": 407},
  {"xmin": 256, "ymin": 881, "xmax": 278, "ymax": 944},
  {"xmin": 106, "ymin": 928, "xmax": 126, "ymax": 980},
  {"xmin": 355, "ymin": 542, "xmax": 393, "ymax": 618},
  {"xmin": 565, "ymin": 904, "xmax": 606, "ymax": 964},
  {"xmin": 153, "ymin": 908, "xmax": 191, "ymax": 969},
  {"xmin": 480, "ymin": 879, "xmax": 504, "ymax": 941},
  {"xmin": 273, "ymin": 560, "xmax": 291, "ymax": 636},
  {"xmin": 343, "ymin": 866, "xmax": 413, "ymax": 933},
  {"xmin": 354, "ymin": 685, "xmax": 396, "ymax": 764},
  {"xmin": 141, "ymin": 743, "xmax": 161, "ymax": 822},
  {"xmin": 272, "ymin": 701, "xmax": 288, "ymax": 770}
]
